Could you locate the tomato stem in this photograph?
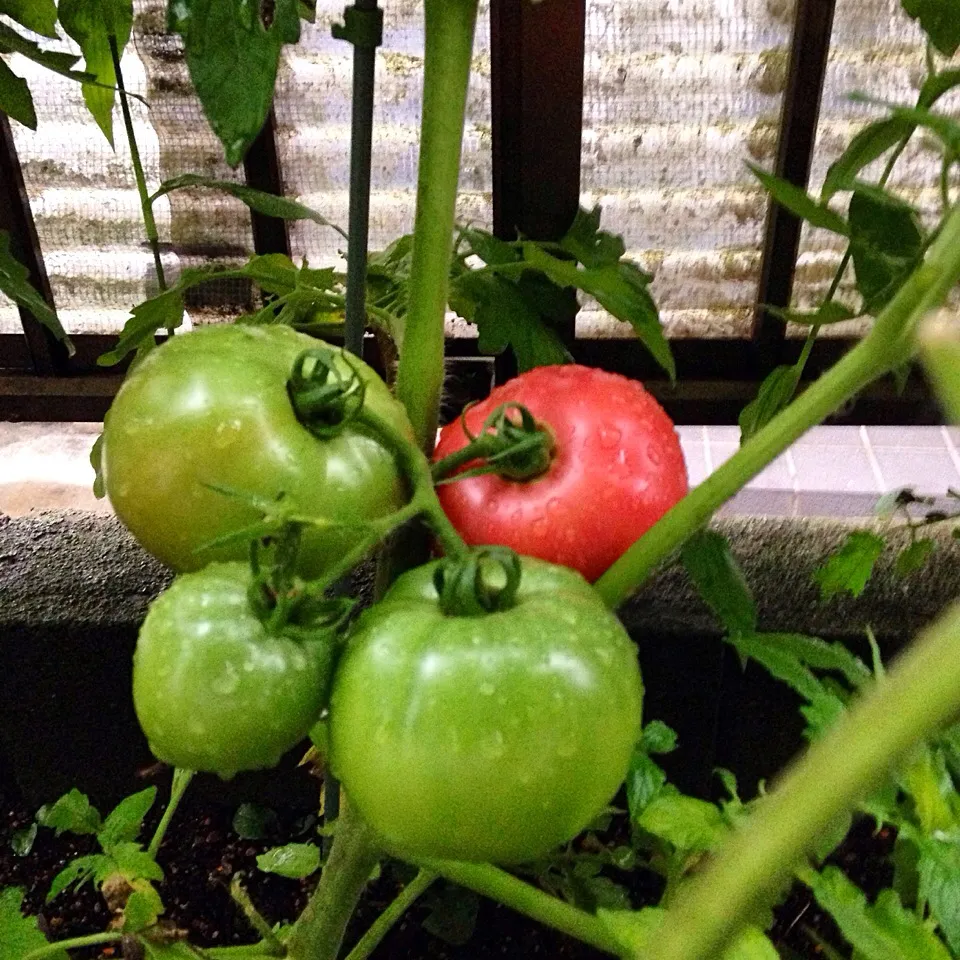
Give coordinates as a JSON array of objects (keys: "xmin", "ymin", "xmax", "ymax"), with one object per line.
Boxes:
[
  {"xmin": 919, "ymin": 308, "xmax": 960, "ymax": 422},
  {"xmin": 394, "ymin": 0, "xmax": 480, "ymax": 452},
  {"xmin": 343, "ymin": 869, "xmax": 437, "ymax": 960},
  {"xmin": 594, "ymin": 201, "xmax": 960, "ymax": 609},
  {"xmin": 650, "ymin": 599, "xmax": 960, "ymax": 960},
  {"xmin": 21, "ymin": 932, "xmax": 125, "ymax": 960},
  {"xmin": 148, "ymin": 767, "xmax": 194, "ymax": 858},
  {"xmin": 285, "ymin": 801, "xmax": 383, "ymax": 960},
  {"xmin": 408, "ymin": 859, "xmax": 624, "ymax": 956},
  {"xmin": 230, "ymin": 875, "xmax": 287, "ymax": 956}
]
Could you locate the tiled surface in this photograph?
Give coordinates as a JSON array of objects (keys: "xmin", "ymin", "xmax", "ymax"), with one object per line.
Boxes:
[{"xmin": 1, "ymin": 423, "xmax": 959, "ymax": 519}]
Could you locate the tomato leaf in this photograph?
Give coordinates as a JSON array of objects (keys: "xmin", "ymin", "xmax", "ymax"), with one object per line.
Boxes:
[
  {"xmin": 0, "ymin": 56, "xmax": 37, "ymax": 129},
  {"xmin": 814, "ymin": 530, "xmax": 887, "ymax": 600},
  {"xmin": 739, "ymin": 363, "xmax": 803, "ymax": 443},
  {"xmin": 98, "ymin": 788, "xmax": 157, "ymax": 851},
  {"xmin": 0, "ymin": 231, "xmax": 73, "ymax": 354},
  {"xmin": 895, "ymin": 538, "xmax": 936, "ymax": 577},
  {"xmin": 37, "ymin": 788, "xmax": 102, "ymax": 836},
  {"xmin": 765, "ymin": 301, "xmax": 858, "ymax": 327},
  {"xmin": 151, "ymin": 175, "xmax": 348, "ymax": 239},
  {"xmin": 11, "ymin": 822, "xmax": 37, "ymax": 857},
  {"xmin": 58, "ymin": 0, "xmax": 133, "ymax": 145},
  {"xmin": 681, "ymin": 530, "xmax": 757, "ymax": 636},
  {"xmin": 747, "ymin": 162, "xmax": 849, "ymax": 235},
  {"xmin": 918, "ymin": 834, "xmax": 960, "ymax": 952},
  {"xmin": 46, "ymin": 854, "xmax": 109, "ymax": 901},
  {"xmin": 901, "ymin": 0, "xmax": 960, "ymax": 56},
  {"xmin": 558, "ymin": 206, "xmax": 628, "ymax": 268},
  {"xmin": 97, "ymin": 287, "xmax": 185, "ymax": 367},
  {"xmin": 256, "ymin": 843, "xmax": 321, "ymax": 879},
  {"xmin": 232, "ymin": 803, "xmax": 279, "ymax": 841},
  {"xmin": 0, "ymin": 0, "xmax": 58, "ymax": 36},
  {"xmin": 459, "ymin": 228, "xmax": 520, "ymax": 267},
  {"xmin": 109, "ymin": 842, "xmax": 164, "ymax": 883},
  {"xmin": 122, "ymin": 884, "xmax": 164, "ymax": 933},
  {"xmin": 422, "ymin": 883, "xmax": 480, "ymax": 947},
  {"xmin": 802, "ymin": 865, "xmax": 953, "ymax": 960},
  {"xmin": 0, "ymin": 887, "xmax": 69, "ymax": 960},
  {"xmin": 0, "ymin": 21, "xmax": 94, "ymax": 82},
  {"xmin": 745, "ymin": 632, "xmax": 870, "ymax": 689},
  {"xmin": 849, "ymin": 96, "xmax": 960, "ymax": 155},
  {"xmin": 171, "ymin": 0, "xmax": 301, "ymax": 166},
  {"xmin": 635, "ymin": 786, "xmax": 727, "ymax": 853},
  {"xmin": 822, "ymin": 119, "xmax": 914, "ymax": 201}
]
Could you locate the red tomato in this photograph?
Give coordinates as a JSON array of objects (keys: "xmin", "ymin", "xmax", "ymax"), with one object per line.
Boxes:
[{"xmin": 433, "ymin": 365, "xmax": 688, "ymax": 582}]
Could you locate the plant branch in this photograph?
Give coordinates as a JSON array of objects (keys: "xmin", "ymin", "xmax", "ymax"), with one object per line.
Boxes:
[
  {"xmin": 110, "ymin": 35, "xmax": 166, "ymax": 293},
  {"xmin": 148, "ymin": 767, "xmax": 194, "ymax": 857},
  {"xmin": 595, "ymin": 202, "xmax": 960, "ymax": 608},
  {"xmin": 920, "ymin": 308, "xmax": 960, "ymax": 422},
  {"xmin": 284, "ymin": 801, "xmax": 382, "ymax": 960},
  {"xmin": 22, "ymin": 932, "xmax": 124, "ymax": 960},
  {"xmin": 412, "ymin": 859, "xmax": 623, "ymax": 957},
  {"xmin": 343, "ymin": 869, "xmax": 437, "ymax": 960},
  {"xmin": 648, "ymin": 599, "xmax": 960, "ymax": 960},
  {"xmin": 394, "ymin": 0, "xmax": 480, "ymax": 451},
  {"xmin": 230, "ymin": 875, "xmax": 286, "ymax": 956}
]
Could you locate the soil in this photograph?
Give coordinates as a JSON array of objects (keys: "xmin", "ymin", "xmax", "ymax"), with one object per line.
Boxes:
[{"xmin": 0, "ymin": 775, "xmax": 894, "ymax": 960}]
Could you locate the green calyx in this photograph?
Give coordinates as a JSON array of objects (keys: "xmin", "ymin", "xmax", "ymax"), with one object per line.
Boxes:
[
  {"xmin": 433, "ymin": 402, "xmax": 554, "ymax": 484},
  {"xmin": 288, "ymin": 348, "xmax": 367, "ymax": 439},
  {"xmin": 433, "ymin": 547, "xmax": 523, "ymax": 616}
]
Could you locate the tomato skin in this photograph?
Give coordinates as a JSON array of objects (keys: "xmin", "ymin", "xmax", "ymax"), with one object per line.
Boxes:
[
  {"xmin": 101, "ymin": 324, "xmax": 411, "ymax": 576},
  {"xmin": 329, "ymin": 557, "xmax": 643, "ymax": 864},
  {"xmin": 433, "ymin": 365, "xmax": 688, "ymax": 582},
  {"xmin": 133, "ymin": 562, "xmax": 329, "ymax": 779}
]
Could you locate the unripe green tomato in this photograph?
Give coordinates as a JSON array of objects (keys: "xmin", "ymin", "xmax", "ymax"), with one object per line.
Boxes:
[
  {"xmin": 133, "ymin": 562, "xmax": 330, "ymax": 779},
  {"xmin": 101, "ymin": 324, "xmax": 412, "ymax": 576},
  {"xmin": 329, "ymin": 557, "xmax": 643, "ymax": 863}
]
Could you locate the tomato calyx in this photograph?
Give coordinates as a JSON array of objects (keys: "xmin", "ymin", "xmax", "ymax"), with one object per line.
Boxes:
[
  {"xmin": 288, "ymin": 348, "xmax": 367, "ymax": 439},
  {"xmin": 432, "ymin": 546, "xmax": 522, "ymax": 616},
  {"xmin": 432, "ymin": 402, "xmax": 553, "ymax": 485}
]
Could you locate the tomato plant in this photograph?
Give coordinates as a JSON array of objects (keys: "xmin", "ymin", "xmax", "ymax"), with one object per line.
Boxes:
[
  {"xmin": 133, "ymin": 561, "xmax": 334, "ymax": 780},
  {"xmin": 100, "ymin": 324, "xmax": 412, "ymax": 577},
  {"xmin": 433, "ymin": 365, "xmax": 689, "ymax": 582},
  {"xmin": 329, "ymin": 551, "xmax": 643, "ymax": 864}
]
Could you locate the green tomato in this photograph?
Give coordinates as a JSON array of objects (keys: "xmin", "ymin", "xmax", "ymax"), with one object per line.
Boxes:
[
  {"xmin": 133, "ymin": 562, "xmax": 330, "ymax": 779},
  {"xmin": 101, "ymin": 324, "xmax": 411, "ymax": 576},
  {"xmin": 329, "ymin": 557, "xmax": 643, "ymax": 863}
]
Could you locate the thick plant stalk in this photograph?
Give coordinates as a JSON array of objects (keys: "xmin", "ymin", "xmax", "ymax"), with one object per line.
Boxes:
[
  {"xmin": 920, "ymin": 308, "xmax": 960, "ymax": 422},
  {"xmin": 648, "ymin": 600, "xmax": 960, "ymax": 960},
  {"xmin": 595, "ymin": 202, "xmax": 960, "ymax": 609},
  {"xmin": 284, "ymin": 801, "xmax": 382, "ymax": 960},
  {"xmin": 394, "ymin": 0, "xmax": 480, "ymax": 452}
]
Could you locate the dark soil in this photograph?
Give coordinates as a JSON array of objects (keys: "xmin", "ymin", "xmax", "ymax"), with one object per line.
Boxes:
[{"xmin": 0, "ymin": 775, "xmax": 894, "ymax": 960}]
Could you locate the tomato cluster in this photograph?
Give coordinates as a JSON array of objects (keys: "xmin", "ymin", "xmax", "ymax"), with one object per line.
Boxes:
[{"xmin": 110, "ymin": 328, "xmax": 685, "ymax": 864}]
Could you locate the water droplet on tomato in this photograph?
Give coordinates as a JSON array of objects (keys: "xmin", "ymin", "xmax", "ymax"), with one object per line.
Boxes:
[
  {"xmin": 375, "ymin": 724, "xmax": 390, "ymax": 745},
  {"xmin": 598, "ymin": 425, "xmax": 621, "ymax": 449},
  {"xmin": 532, "ymin": 516, "xmax": 548, "ymax": 536},
  {"xmin": 211, "ymin": 661, "xmax": 239, "ymax": 695},
  {"xmin": 546, "ymin": 498, "xmax": 562, "ymax": 514},
  {"xmin": 647, "ymin": 443, "xmax": 662, "ymax": 466},
  {"xmin": 486, "ymin": 497, "xmax": 500, "ymax": 514},
  {"xmin": 479, "ymin": 682, "xmax": 496, "ymax": 696},
  {"xmin": 481, "ymin": 730, "xmax": 505, "ymax": 759}
]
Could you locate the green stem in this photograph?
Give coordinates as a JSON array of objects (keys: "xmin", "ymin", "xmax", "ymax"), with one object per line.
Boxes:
[
  {"xmin": 595, "ymin": 202, "xmax": 960, "ymax": 609},
  {"xmin": 230, "ymin": 875, "xmax": 287, "ymax": 955},
  {"xmin": 649, "ymin": 599, "xmax": 960, "ymax": 960},
  {"xmin": 204, "ymin": 947, "xmax": 285, "ymax": 960},
  {"xmin": 148, "ymin": 767, "xmax": 194, "ymax": 858},
  {"xmin": 394, "ymin": 0, "xmax": 480, "ymax": 451},
  {"xmin": 22, "ymin": 932, "xmax": 124, "ymax": 960},
  {"xmin": 110, "ymin": 35, "xmax": 166, "ymax": 293},
  {"xmin": 919, "ymin": 309, "xmax": 960, "ymax": 422},
  {"xmin": 413, "ymin": 859, "xmax": 623, "ymax": 957},
  {"xmin": 343, "ymin": 869, "xmax": 437, "ymax": 960},
  {"xmin": 285, "ymin": 802, "xmax": 383, "ymax": 960}
]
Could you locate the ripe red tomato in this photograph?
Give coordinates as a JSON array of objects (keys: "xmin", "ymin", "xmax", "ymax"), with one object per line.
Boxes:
[{"xmin": 433, "ymin": 365, "xmax": 688, "ymax": 582}]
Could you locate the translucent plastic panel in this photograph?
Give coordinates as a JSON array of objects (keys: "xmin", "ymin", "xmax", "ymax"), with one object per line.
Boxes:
[
  {"xmin": 275, "ymin": 0, "xmax": 492, "ymax": 273},
  {"xmin": 792, "ymin": 0, "xmax": 958, "ymax": 336},
  {"xmin": 579, "ymin": 0, "xmax": 793, "ymax": 339}
]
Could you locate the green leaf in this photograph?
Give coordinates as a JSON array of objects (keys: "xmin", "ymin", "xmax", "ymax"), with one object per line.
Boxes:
[
  {"xmin": 11, "ymin": 822, "xmax": 37, "ymax": 856},
  {"xmin": 99, "ymin": 788, "xmax": 157, "ymax": 851},
  {"xmin": 256, "ymin": 842, "xmax": 320, "ymax": 879},
  {"xmin": 766, "ymin": 301, "xmax": 858, "ymax": 327},
  {"xmin": 901, "ymin": 0, "xmax": 960, "ymax": 56},
  {"xmin": 109, "ymin": 842, "xmax": 164, "ymax": 883},
  {"xmin": 0, "ymin": 886, "xmax": 69, "ymax": 960},
  {"xmin": 97, "ymin": 286, "xmax": 184, "ymax": 366},
  {"xmin": 642, "ymin": 720, "xmax": 677, "ymax": 754},
  {"xmin": 918, "ymin": 834, "xmax": 960, "ymax": 952},
  {"xmin": 172, "ymin": 0, "xmax": 301, "ymax": 166},
  {"xmin": 0, "ymin": 232, "xmax": 73, "ymax": 353},
  {"xmin": 739, "ymin": 363, "xmax": 802, "ymax": 443},
  {"xmin": 849, "ymin": 96, "xmax": 960, "ymax": 155},
  {"xmin": 141, "ymin": 941, "xmax": 202, "ymax": 960},
  {"xmin": 803, "ymin": 865, "xmax": 952, "ymax": 960},
  {"xmin": 521, "ymin": 245, "xmax": 674, "ymax": 379},
  {"xmin": 422, "ymin": 883, "xmax": 480, "ymax": 946},
  {"xmin": 37, "ymin": 788, "xmax": 101, "ymax": 836},
  {"xmin": 746, "ymin": 632, "xmax": 870, "ymax": 689},
  {"xmin": 895, "ymin": 538, "xmax": 936, "ymax": 577},
  {"xmin": 46, "ymin": 854, "xmax": 109, "ymax": 901},
  {"xmin": 681, "ymin": 530, "xmax": 757, "ymax": 635},
  {"xmin": 0, "ymin": 21, "xmax": 94, "ymax": 83},
  {"xmin": 626, "ymin": 744, "xmax": 668, "ymax": 819},
  {"xmin": 58, "ymin": 0, "xmax": 133, "ymax": 145},
  {"xmin": 91, "ymin": 433, "xmax": 105, "ymax": 499},
  {"xmin": 814, "ymin": 530, "xmax": 886, "ymax": 600},
  {"xmin": 919, "ymin": 68, "xmax": 960, "ymax": 109},
  {"xmin": 0, "ymin": 56, "xmax": 36, "ymax": 128},
  {"xmin": 635, "ymin": 786, "xmax": 727, "ymax": 853},
  {"xmin": 453, "ymin": 271, "xmax": 572, "ymax": 372},
  {"xmin": 461, "ymin": 228, "xmax": 520, "ymax": 267},
  {"xmin": 822, "ymin": 119, "xmax": 914, "ymax": 201},
  {"xmin": 123, "ymin": 884, "xmax": 164, "ymax": 933},
  {"xmin": 747, "ymin": 162, "xmax": 849, "ymax": 235},
  {"xmin": 0, "ymin": 0, "xmax": 58, "ymax": 36},
  {"xmin": 232, "ymin": 803, "xmax": 279, "ymax": 841},
  {"xmin": 559, "ymin": 205, "xmax": 628, "ymax": 268},
  {"xmin": 150, "ymin": 175, "xmax": 347, "ymax": 239}
]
